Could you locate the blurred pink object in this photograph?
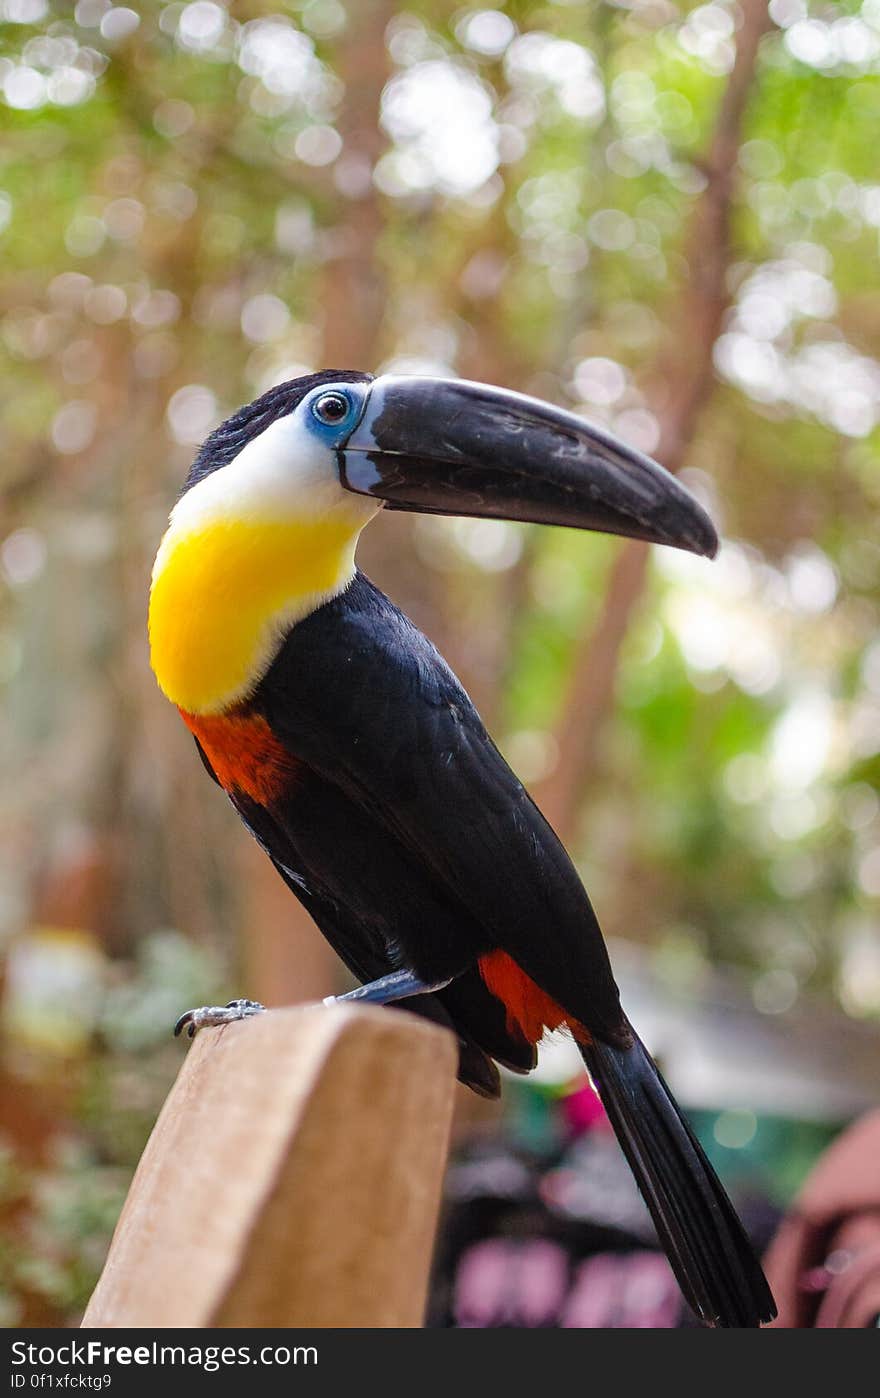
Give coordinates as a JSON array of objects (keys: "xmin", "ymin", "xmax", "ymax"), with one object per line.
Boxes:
[
  {"xmin": 560, "ymin": 1252, "xmax": 680, "ymax": 1328},
  {"xmin": 561, "ymin": 1078, "xmax": 609, "ymax": 1136},
  {"xmin": 453, "ymin": 1237, "xmax": 568, "ymax": 1326}
]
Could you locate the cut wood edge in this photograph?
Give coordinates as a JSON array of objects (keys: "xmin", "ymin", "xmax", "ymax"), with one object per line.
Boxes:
[{"xmin": 81, "ymin": 1004, "xmax": 457, "ymax": 1329}]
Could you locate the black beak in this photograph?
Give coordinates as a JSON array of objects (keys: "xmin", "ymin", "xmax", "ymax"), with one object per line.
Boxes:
[{"xmin": 338, "ymin": 375, "xmax": 717, "ymax": 558}]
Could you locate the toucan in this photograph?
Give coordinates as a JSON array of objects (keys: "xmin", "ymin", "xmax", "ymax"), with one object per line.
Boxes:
[{"xmin": 149, "ymin": 371, "xmax": 776, "ymax": 1328}]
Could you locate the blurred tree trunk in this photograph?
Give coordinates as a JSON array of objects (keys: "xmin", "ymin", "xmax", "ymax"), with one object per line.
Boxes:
[
  {"xmin": 319, "ymin": 0, "xmax": 394, "ymax": 368},
  {"xmin": 533, "ymin": 0, "xmax": 773, "ymax": 844}
]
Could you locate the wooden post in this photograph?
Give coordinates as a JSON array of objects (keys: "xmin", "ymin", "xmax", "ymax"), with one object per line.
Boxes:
[{"xmin": 82, "ymin": 1004, "xmax": 457, "ymax": 1328}]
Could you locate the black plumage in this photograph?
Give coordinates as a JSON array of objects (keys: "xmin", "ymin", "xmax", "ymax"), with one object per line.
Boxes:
[
  {"xmin": 194, "ymin": 569, "xmax": 774, "ymax": 1327},
  {"xmin": 250, "ymin": 571, "xmax": 626, "ymax": 1042}
]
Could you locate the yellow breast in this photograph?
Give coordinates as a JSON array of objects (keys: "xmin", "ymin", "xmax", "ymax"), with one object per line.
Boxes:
[{"xmin": 149, "ymin": 514, "xmax": 361, "ymax": 714}]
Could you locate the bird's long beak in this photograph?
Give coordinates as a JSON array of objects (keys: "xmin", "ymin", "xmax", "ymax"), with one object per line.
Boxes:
[{"xmin": 338, "ymin": 375, "xmax": 717, "ymax": 557}]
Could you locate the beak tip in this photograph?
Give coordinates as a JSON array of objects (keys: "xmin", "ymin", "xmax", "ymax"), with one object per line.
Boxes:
[
  {"xmin": 661, "ymin": 528, "xmax": 718, "ymax": 560},
  {"xmin": 680, "ymin": 505, "xmax": 720, "ymax": 561},
  {"xmin": 702, "ymin": 530, "xmax": 720, "ymax": 561}
]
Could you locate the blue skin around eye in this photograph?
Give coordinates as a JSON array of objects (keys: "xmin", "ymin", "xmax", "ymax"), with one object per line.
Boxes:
[{"xmin": 305, "ymin": 384, "xmax": 369, "ymax": 444}]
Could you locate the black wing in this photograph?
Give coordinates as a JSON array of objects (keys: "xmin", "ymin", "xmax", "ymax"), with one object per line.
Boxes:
[
  {"xmin": 198, "ymin": 752, "xmax": 511, "ymax": 1096},
  {"xmin": 252, "ymin": 571, "xmax": 626, "ymax": 1044}
]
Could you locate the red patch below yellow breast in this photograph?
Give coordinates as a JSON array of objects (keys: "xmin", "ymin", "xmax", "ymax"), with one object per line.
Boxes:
[
  {"xmin": 479, "ymin": 949, "xmax": 590, "ymax": 1047},
  {"xmin": 179, "ymin": 709, "xmax": 297, "ymax": 805}
]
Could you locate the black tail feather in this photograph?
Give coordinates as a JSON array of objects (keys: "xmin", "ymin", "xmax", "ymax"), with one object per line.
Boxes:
[{"xmin": 580, "ymin": 1028, "xmax": 777, "ymax": 1328}]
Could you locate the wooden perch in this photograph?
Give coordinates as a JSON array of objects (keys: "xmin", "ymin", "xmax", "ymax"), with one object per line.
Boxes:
[{"xmin": 81, "ymin": 1004, "xmax": 457, "ymax": 1328}]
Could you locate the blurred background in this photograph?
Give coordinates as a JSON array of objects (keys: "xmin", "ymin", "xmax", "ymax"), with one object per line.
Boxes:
[{"xmin": 1, "ymin": 0, "xmax": 879, "ymax": 1327}]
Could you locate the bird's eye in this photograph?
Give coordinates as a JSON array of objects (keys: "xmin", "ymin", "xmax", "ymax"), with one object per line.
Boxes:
[{"xmin": 312, "ymin": 392, "xmax": 350, "ymax": 426}]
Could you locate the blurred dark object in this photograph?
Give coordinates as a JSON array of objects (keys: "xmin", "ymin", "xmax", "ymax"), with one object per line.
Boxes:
[
  {"xmin": 765, "ymin": 1109, "xmax": 880, "ymax": 1328},
  {"xmin": 429, "ymin": 1141, "xmax": 685, "ymax": 1328},
  {"xmin": 430, "ymin": 1076, "xmax": 780, "ymax": 1328}
]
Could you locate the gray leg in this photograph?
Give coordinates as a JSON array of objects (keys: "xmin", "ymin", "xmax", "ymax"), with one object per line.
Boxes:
[
  {"xmin": 324, "ymin": 969, "xmax": 454, "ymax": 1008},
  {"xmin": 174, "ymin": 998, "xmax": 265, "ymax": 1039}
]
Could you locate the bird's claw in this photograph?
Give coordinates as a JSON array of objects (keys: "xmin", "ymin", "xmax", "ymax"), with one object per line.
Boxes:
[{"xmin": 173, "ymin": 998, "xmax": 266, "ymax": 1039}]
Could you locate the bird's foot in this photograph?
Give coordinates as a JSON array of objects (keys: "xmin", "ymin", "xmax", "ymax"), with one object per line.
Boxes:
[
  {"xmin": 174, "ymin": 998, "xmax": 265, "ymax": 1039},
  {"xmin": 323, "ymin": 969, "xmax": 453, "ymax": 1008}
]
